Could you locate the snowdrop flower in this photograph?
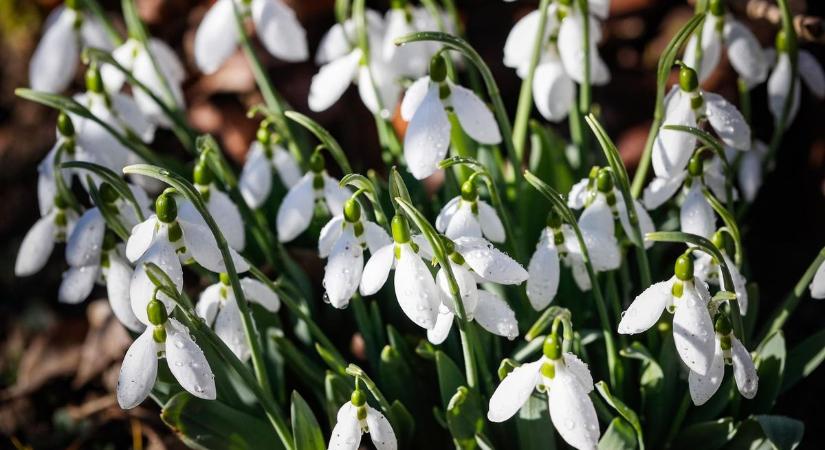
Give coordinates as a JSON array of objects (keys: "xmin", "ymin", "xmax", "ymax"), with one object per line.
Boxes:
[
  {"xmin": 186, "ymin": 159, "xmax": 245, "ymax": 251},
  {"xmin": 810, "ymin": 259, "xmax": 825, "ymax": 300},
  {"xmin": 436, "ymin": 179, "xmax": 505, "ymax": 242},
  {"xmin": 309, "ymin": 10, "xmax": 399, "ymax": 115},
  {"xmin": 320, "ymin": 198, "xmax": 391, "ymax": 308},
  {"xmin": 488, "ymin": 334, "xmax": 600, "ymax": 450},
  {"xmin": 382, "ymin": 2, "xmax": 450, "ymax": 78},
  {"xmin": 644, "ymin": 153, "xmax": 725, "ymax": 239},
  {"xmin": 427, "ymin": 237, "xmax": 522, "ymax": 345},
  {"xmin": 400, "ymin": 55, "xmax": 501, "ymax": 179},
  {"xmin": 196, "ymin": 273, "xmax": 280, "ymax": 360},
  {"xmin": 652, "ymin": 66, "xmax": 750, "ymax": 178},
  {"xmin": 732, "ymin": 139, "xmax": 767, "ymax": 203},
  {"xmin": 618, "ymin": 255, "xmax": 717, "ymax": 376},
  {"xmin": 194, "ymin": 0, "xmax": 308, "ymax": 74},
  {"xmin": 118, "ymin": 296, "xmax": 215, "ymax": 409},
  {"xmin": 694, "ymin": 231, "xmax": 748, "ymax": 315},
  {"xmin": 359, "ymin": 215, "xmax": 441, "ymax": 329},
  {"xmin": 328, "ymin": 389, "xmax": 396, "ymax": 450},
  {"xmin": 503, "ymin": 0, "xmax": 610, "ymax": 121},
  {"xmin": 689, "ymin": 314, "xmax": 757, "ymax": 405},
  {"xmin": 101, "ymin": 38, "xmax": 186, "ymax": 127},
  {"xmin": 276, "ymin": 153, "xmax": 351, "ymax": 242},
  {"xmin": 29, "ymin": 0, "xmax": 113, "ymax": 93},
  {"xmin": 683, "ymin": 0, "xmax": 767, "ymax": 86},
  {"xmin": 239, "ymin": 123, "xmax": 302, "ymax": 209},
  {"xmin": 766, "ymin": 31, "xmax": 825, "ymax": 126},
  {"xmin": 127, "ymin": 191, "xmax": 249, "ymax": 326},
  {"xmin": 15, "ymin": 193, "xmax": 78, "ymax": 277}
]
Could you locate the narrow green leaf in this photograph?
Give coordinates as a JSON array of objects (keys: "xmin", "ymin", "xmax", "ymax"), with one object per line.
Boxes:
[
  {"xmin": 284, "ymin": 111, "xmax": 352, "ymax": 174},
  {"xmin": 782, "ymin": 328, "xmax": 825, "ymax": 391},
  {"xmin": 750, "ymin": 331, "xmax": 786, "ymax": 414},
  {"xmin": 595, "ymin": 381, "xmax": 645, "ymax": 450},
  {"xmin": 754, "ymin": 415, "xmax": 804, "ymax": 450},
  {"xmin": 435, "ymin": 351, "xmax": 466, "ymax": 409},
  {"xmin": 62, "ymin": 160, "xmax": 145, "ymax": 222},
  {"xmin": 598, "ymin": 417, "xmax": 636, "ymax": 450},
  {"xmin": 671, "ymin": 418, "xmax": 735, "ymax": 450},
  {"xmin": 291, "ymin": 391, "xmax": 325, "ymax": 450}
]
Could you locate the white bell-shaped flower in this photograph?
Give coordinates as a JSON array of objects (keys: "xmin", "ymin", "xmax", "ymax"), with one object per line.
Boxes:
[
  {"xmin": 488, "ymin": 335, "xmax": 600, "ymax": 450},
  {"xmin": 527, "ymin": 226, "xmax": 563, "ymax": 311},
  {"xmin": 618, "ymin": 255, "xmax": 717, "ymax": 376},
  {"xmin": 400, "ymin": 56, "xmax": 502, "ymax": 179},
  {"xmin": 196, "ymin": 274, "xmax": 280, "ymax": 360},
  {"xmin": 275, "ymin": 154, "xmax": 351, "ymax": 242},
  {"xmin": 309, "ymin": 11, "xmax": 399, "ymax": 115},
  {"xmin": 29, "ymin": 2, "xmax": 113, "ymax": 93},
  {"xmin": 117, "ymin": 314, "xmax": 215, "ymax": 409},
  {"xmin": 436, "ymin": 180, "xmax": 505, "ymax": 242},
  {"xmin": 328, "ymin": 390, "xmax": 397, "ymax": 450},
  {"xmin": 320, "ymin": 199, "xmax": 391, "ymax": 309},
  {"xmin": 359, "ymin": 215, "xmax": 440, "ymax": 329},
  {"xmin": 239, "ymin": 126, "xmax": 302, "ymax": 209},
  {"xmin": 688, "ymin": 315, "xmax": 758, "ymax": 405},
  {"xmin": 810, "ymin": 259, "xmax": 825, "ymax": 299},
  {"xmin": 15, "ymin": 199, "xmax": 78, "ymax": 277},
  {"xmin": 101, "ymin": 38, "xmax": 186, "ymax": 127},
  {"xmin": 382, "ymin": 5, "xmax": 450, "ymax": 78},
  {"xmin": 726, "ymin": 139, "xmax": 767, "ymax": 203},
  {"xmin": 653, "ymin": 66, "xmax": 750, "ymax": 178},
  {"xmin": 683, "ymin": 2, "xmax": 768, "ymax": 86},
  {"xmin": 766, "ymin": 35, "xmax": 825, "ymax": 126},
  {"xmin": 183, "ymin": 160, "xmax": 246, "ymax": 251},
  {"xmin": 194, "ymin": 0, "xmax": 308, "ymax": 74}
]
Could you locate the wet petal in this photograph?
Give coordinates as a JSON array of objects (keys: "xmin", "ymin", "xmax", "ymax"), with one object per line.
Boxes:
[
  {"xmin": 478, "ymin": 201, "xmax": 506, "ymax": 243},
  {"xmin": 526, "ymin": 238, "xmax": 560, "ymax": 310},
  {"xmin": 653, "ymin": 90, "xmax": 696, "ymax": 178},
  {"xmin": 364, "ymin": 221, "xmax": 392, "ymax": 254},
  {"xmin": 59, "ymin": 265, "xmax": 99, "ymax": 304},
  {"xmin": 724, "ymin": 20, "xmax": 767, "ymax": 85},
  {"xmin": 319, "ymin": 216, "xmax": 345, "ymax": 258},
  {"xmin": 323, "ymin": 174, "xmax": 351, "ymax": 216},
  {"xmin": 474, "ymin": 290, "xmax": 518, "ymax": 340},
  {"xmin": 704, "ymin": 92, "xmax": 750, "ymax": 150},
  {"xmin": 308, "ymin": 50, "xmax": 361, "ymax": 112},
  {"xmin": 276, "ymin": 173, "xmax": 315, "ymax": 242},
  {"xmin": 360, "ymin": 244, "xmax": 395, "ymax": 296},
  {"xmin": 504, "ymin": 10, "xmax": 542, "ymax": 70},
  {"xmin": 394, "ymin": 244, "xmax": 440, "ymax": 329},
  {"xmin": 196, "ymin": 283, "xmax": 223, "ymax": 326},
  {"xmin": 329, "ymin": 403, "xmax": 361, "ymax": 450},
  {"xmin": 563, "ymin": 353, "xmax": 594, "ymax": 393},
  {"xmin": 126, "ymin": 216, "xmax": 157, "ymax": 262},
  {"xmin": 454, "ymin": 236, "xmax": 528, "ymax": 285},
  {"xmin": 673, "ymin": 283, "xmax": 716, "ymax": 375},
  {"xmin": 449, "ymin": 83, "xmax": 501, "ymax": 144},
  {"xmin": 731, "ymin": 336, "xmax": 758, "ymax": 399},
  {"xmin": 165, "ymin": 319, "xmax": 216, "ymax": 400},
  {"xmin": 618, "ymin": 279, "xmax": 673, "ymax": 334},
  {"xmin": 810, "ymin": 260, "xmax": 825, "ymax": 299},
  {"xmin": 323, "ymin": 229, "xmax": 364, "ymax": 308},
  {"xmin": 435, "ymin": 196, "xmax": 461, "ymax": 233},
  {"xmin": 436, "ymin": 264, "xmax": 479, "ymax": 318},
  {"xmin": 242, "ymin": 278, "xmax": 280, "ymax": 312},
  {"xmin": 179, "ymin": 216, "xmax": 249, "ymax": 273},
  {"xmin": 117, "ymin": 327, "xmax": 158, "ymax": 409},
  {"xmin": 366, "ymin": 406, "xmax": 398, "ymax": 450},
  {"xmin": 29, "ymin": 7, "xmax": 78, "ymax": 93},
  {"xmin": 445, "ymin": 203, "xmax": 482, "ymax": 240},
  {"xmin": 680, "ymin": 184, "xmax": 716, "ymax": 239},
  {"xmin": 642, "ymin": 173, "xmax": 687, "ymax": 210},
  {"xmin": 767, "ymin": 53, "xmax": 799, "ymax": 125},
  {"xmin": 427, "ymin": 306, "xmax": 454, "ymax": 345},
  {"xmin": 487, "ymin": 360, "xmax": 542, "ymax": 422},
  {"xmin": 272, "ymin": 146, "xmax": 302, "ymax": 188},
  {"xmin": 66, "ymin": 208, "xmax": 106, "ymax": 267},
  {"xmin": 131, "ymin": 237, "xmax": 182, "ymax": 325},
  {"xmin": 688, "ymin": 338, "xmax": 724, "ymax": 405},
  {"xmin": 215, "ymin": 294, "xmax": 249, "ymax": 360},
  {"xmin": 547, "ymin": 365, "xmax": 601, "ymax": 449},
  {"xmin": 404, "ymin": 85, "xmax": 450, "ymax": 179},
  {"xmin": 208, "ymin": 189, "xmax": 246, "ymax": 251},
  {"xmin": 617, "ymin": 198, "xmax": 655, "ymax": 249},
  {"xmin": 400, "ymin": 76, "xmax": 431, "ymax": 121},
  {"xmin": 107, "ymin": 253, "xmax": 143, "ymax": 332},
  {"xmin": 533, "ymin": 58, "xmax": 575, "ymax": 122}
]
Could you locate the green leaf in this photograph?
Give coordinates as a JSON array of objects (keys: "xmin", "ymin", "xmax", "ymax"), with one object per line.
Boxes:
[
  {"xmin": 671, "ymin": 418, "xmax": 735, "ymax": 450},
  {"xmin": 388, "ymin": 400, "xmax": 416, "ymax": 445},
  {"xmin": 445, "ymin": 387, "xmax": 484, "ymax": 447},
  {"xmin": 754, "ymin": 416, "xmax": 804, "ymax": 450},
  {"xmin": 595, "ymin": 381, "xmax": 645, "ymax": 450},
  {"xmin": 284, "ymin": 111, "xmax": 352, "ymax": 174},
  {"xmin": 290, "ymin": 391, "xmax": 325, "ymax": 450},
  {"xmin": 161, "ymin": 392, "xmax": 284, "ymax": 450},
  {"xmin": 389, "ymin": 166, "xmax": 412, "ymax": 211},
  {"xmin": 85, "ymin": 177, "xmax": 130, "ymax": 241},
  {"xmin": 751, "ymin": 331, "xmax": 786, "ymax": 414},
  {"xmin": 435, "ymin": 351, "xmax": 466, "ymax": 409},
  {"xmin": 598, "ymin": 417, "xmax": 636, "ymax": 450},
  {"xmin": 515, "ymin": 395, "xmax": 557, "ymax": 450},
  {"xmin": 620, "ymin": 343, "xmax": 666, "ymax": 441},
  {"xmin": 324, "ymin": 371, "xmax": 354, "ymax": 424},
  {"xmin": 781, "ymin": 328, "xmax": 825, "ymax": 392},
  {"xmin": 62, "ymin": 160, "xmax": 146, "ymax": 222}
]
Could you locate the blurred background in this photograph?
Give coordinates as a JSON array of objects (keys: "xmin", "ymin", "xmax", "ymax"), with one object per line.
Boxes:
[{"xmin": 1, "ymin": 0, "xmax": 823, "ymax": 448}]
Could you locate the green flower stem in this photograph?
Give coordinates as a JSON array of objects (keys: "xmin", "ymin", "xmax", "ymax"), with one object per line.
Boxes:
[
  {"xmin": 577, "ymin": 0, "xmax": 592, "ymax": 116},
  {"xmin": 346, "ymin": 364, "xmax": 394, "ymax": 414},
  {"xmin": 525, "ymin": 306, "xmax": 572, "ymax": 342},
  {"xmin": 512, "ymin": 0, "xmax": 552, "ymax": 162},
  {"xmin": 123, "ymin": 164, "xmax": 276, "ymax": 418},
  {"xmin": 758, "ymin": 246, "xmax": 825, "ymax": 342},
  {"xmin": 284, "ymin": 111, "xmax": 353, "ymax": 174},
  {"xmin": 61, "ymin": 161, "xmax": 145, "ymax": 221},
  {"xmin": 690, "ymin": 0, "xmax": 709, "ymax": 73},
  {"xmin": 394, "ymin": 32, "xmax": 521, "ymax": 185},
  {"xmin": 524, "ymin": 170, "xmax": 622, "ymax": 390},
  {"xmin": 230, "ymin": 2, "xmax": 305, "ymax": 165},
  {"xmin": 606, "ymin": 272, "xmax": 628, "ymax": 349}
]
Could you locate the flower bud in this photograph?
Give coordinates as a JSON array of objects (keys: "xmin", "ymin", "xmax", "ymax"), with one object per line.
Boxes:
[
  {"xmin": 679, "ymin": 66, "xmax": 699, "ymax": 92},
  {"xmin": 391, "ymin": 214, "xmax": 411, "ymax": 244},
  {"xmin": 351, "ymin": 389, "xmax": 367, "ymax": 407},
  {"xmin": 344, "ymin": 198, "xmax": 362, "ymax": 223},
  {"xmin": 674, "ymin": 254, "xmax": 694, "ymax": 281},
  {"xmin": 147, "ymin": 299, "xmax": 168, "ymax": 325},
  {"xmin": 85, "ymin": 66, "xmax": 104, "ymax": 94},
  {"xmin": 688, "ymin": 154, "xmax": 705, "ymax": 177},
  {"xmin": 711, "ymin": 230, "xmax": 726, "ymax": 251},
  {"xmin": 156, "ymin": 193, "xmax": 178, "ymax": 223},
  {"xmin": 542, "ymin": 334, "xmax": 561, "ymax": 360},
  {"xmin": 596, "ymin": 169, "xmax": 614, "ymax": 193},
  {"xmin": 194, "ymin": 160, "xmax": 214, "ymax": 186},
  {"xmin": 709, "ymin": 0, "xmax": 725, "ymax": 16},
  {"xmin": 57, "ymin": 112, "xmax": 75, "ymax": 137},
  {"xmin": 460, "ymin": 180, "xmax": 478, "ymax": 202},
  {"xmin": 309, "ymin": 152, "xmax": 325, "ymax": 173},
  {"xmin": 256, "ymin": 125, "xmax": 271, "ymax": 146},
  {"xmin": 429, "ymin": 54, "xmax": 448, "ymax": 83}
]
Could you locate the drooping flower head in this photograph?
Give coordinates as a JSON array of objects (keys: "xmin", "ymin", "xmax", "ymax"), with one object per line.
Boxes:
[
  {"xmin": 766, "ymin": 31, "xmax": 825, "ymax": 127},
  {"xmin": 328, "ymin": 389, "xmax": 397, "ymax": 450},
  {"xmin": 239, "ymin": 121, "xmax": 302, "ymax": 209},
  {"xmin": 436, "ymin": 178, "xmax": 505, "ymax": 243}
]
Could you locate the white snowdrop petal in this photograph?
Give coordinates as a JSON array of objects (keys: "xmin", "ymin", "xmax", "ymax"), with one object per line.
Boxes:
[
  {"xmin": 308, "ymin": 50, "xmax": 362, "ymax": 112},
  {"xmin": 319, "ymin": 216, "xmax": 345, "ymax": 258},
  {"xmin": 316, "ymin": 22, "xmax": 352, "ymax": 65},
  {"xmin": 688, "ymin": 339, "xmax": 725, "ymax": 405},
  {"xmin": 366, "ymin": 406, "xmax": 398, "ymax": 450},
  {"xmin": 435, "ymin": 197, "xmax": 461, "ymax": 233},
  {"xmin": 704, "ymin": 92, "xmax": 751, "ymax": 150},
  {"xmin": 215, "ymin": 295, "xmax": 249, "ymax": 360},
  {"xmin": 692, "ymin": 16, "xmax": 722, "ymax": 83},
  {"xmin": 680, "ymin": 184, "xmax": 716, "ymax": 239},
  {"xmin": 323, "ymin": 174, "xmax": 351, "ymax": 216},
  {"xmin": 196, "ymin": 284, "xmax": 223, "ymax": 326},
  {"xmin": 571, "ymin": 261, "xmax": 592, "ymax": 291},
  {"xmin": 165, "ymin": 319, "xmax": 216, "ymax": 400},
  {"xmin": 194, "ymin": 0, "xmax": 238, "ymax": 74},
  {"xmin": 15, "ymin": 215, "xmax": 56, "ymax": 277},
  {"xmin": 731, "ymin": 337, "xmax": 758, "ymax": 399},
  {"xmin": 721, "ymin": 254, "xmax": 748, "ymax": 315},
  {"xmin": 797, "ymin": 50, "xmax": 825, "ymax": 99},
  {"xmin": 179, "ymin": 217, "xmax": 249, "ymax": 274},
  {"xmin": 478, "ymin": 201, "xmax": 506, "ymax": 243},
  {"xmin": 455, "ymin": 237, "xmax": 528, "ymax": 284},
  {"xmin": 450, "ymin": 83, "xmax": 502, "ymax": 144},
  {"xmin": 503, "ymin": 10, "xmax": 542, "ymax": 70},
  {"xmin": 360, "ymin": 244, "xmax": 395, "ymax": 296},
  {"xmin": 241, "ymin": 278, "xmax": 280, "ymax": 312},
  {"xmin": 562, "ymin": 353, "xmax": 594, "ymax": 393},
  {"xmin": 29, "ymin": 7, "xmax": 78, "ymax": 93},
  {"xmin": 589, "ymin": 0, "xmax": 610, "ymax": 19},
  {"xmin": 445, "ymin": 204, "xmax": 482, "ymax": 240},
  {"xmin": 276, "ymin": 174, "xmax": 315, "ymax": 242},
  {"xmin": 130, "ymin": 239, "xmax": 182, "ymax": 325},
  {"xmin": 577, "ymin": 199, "xmax": 621, "ymax": 271},
  {"xmin": 810, "ymin": 261, "xmax": 825, "ymax": 299},
  {"xmin": 59, "ymin": 265, "xmax": 99, "ymax": 304},
  {"xmin": 427, "ymin": 307, "xmax": 454, "ymax": 345},
  {"xmin": 208, "ymin": 189, "xmax": 246, "ymax": 251},
  {"xmin": 738, "ymin": 150, "xmax": 763, "ymax": 203},
  {"xmin": 328, "ymin": 403, "xmax": 361, "ymax": 450},
  {"xmin": 80, "ymin": 15, "xmax": 113, "ymax": 50},
  {"xmin": 400, "ymin": 76, "xmax": 431, "ymax": 121},
  {"xmin": 547, "ymin": 365, "xmax": 601, "ymax": 450},
  {"xmin": 358, "ymin": 62, "xmax": 401, "ymax": 115},
  {"xmin": 767, "ymin": 53, "xmax": 798, "ymax": 125},
  {"xmin": 617, "ymin": 198, "xmax": 655, "ymax": 249},
  {"xmin": 436, "ymin": 264, "xmax": 479, "ymax": 317},
  {"xmin": 324, "ymin": 229, "xmax": 363, "ymax": 308},
  {"xmin": 487, "ymin": 360, "xmax": 542, "ymax": 422},
  {"xmin": 526, "ymin": 240, "xmax": 560, "ymax": 311},
  {"xmin": 567, "ymin": 178, "xmax": 590, "ymax": 209},
  {"xmin": 618, "ymin": 280, "xmax": 672, "ymax": 334},
  {"xmin": 533, "ymin": 58, "xmax": 575, "ymax": 122},
  {"xmin": 107, "ymin": 253, "xmax": 144, "ymax": 332},
  {"xmin": 364, "ymin": 221, "xmax": 392, "ymax": 254},
  {"xmin": 117, "ymin": 327, "xmax": 158, "ymax": 409},
  {"xmin": 724, "ymin": 20, "xmax": 767, "ymax": 85},
  {"xmin": 474, "ymin": 290, "xmax": 518, "ymax": 340},
  {"xmin": 673, "ymin": 283, "xmax": 716, "ymax": 376},
  {"xmin": 642, "ymin": 173, "xmax": 687, "ymax": 210},
  {"xmin": 65, "ymin": 208, "xmax": 105, "ymax": 267},
  {"xmin": 404, "ymin": 85, "xmax": 451, "ymax": 179},
  {"xmin": 653, "ymin": 91, "xmax": 696, "ymax": 178},
  {"xmin": 110, "ymin": 93, "xmax": 156, "ymax": 143},
  {"xmin": 272, "ymin": 146, "xmax": 303, "ymax": 188},
  {"xmin": 239, "ymin": 141, "xmax": 274, "ymax": 209},
  {"xmin": 126, "ymin": 217, "xmax": 157, "ymax": 262},
  {"xmin": 252, "ymin": 0, "xmax": 308, "ymax": 62},
  {"xmin": 394, "ymin": 245, "xmax": 440, "ymax": 329}
]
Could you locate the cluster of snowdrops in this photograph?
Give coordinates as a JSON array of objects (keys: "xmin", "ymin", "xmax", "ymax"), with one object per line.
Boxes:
[{"xmin": 14, "ymin": 0, "xmax": 825, "ymax": 449}]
